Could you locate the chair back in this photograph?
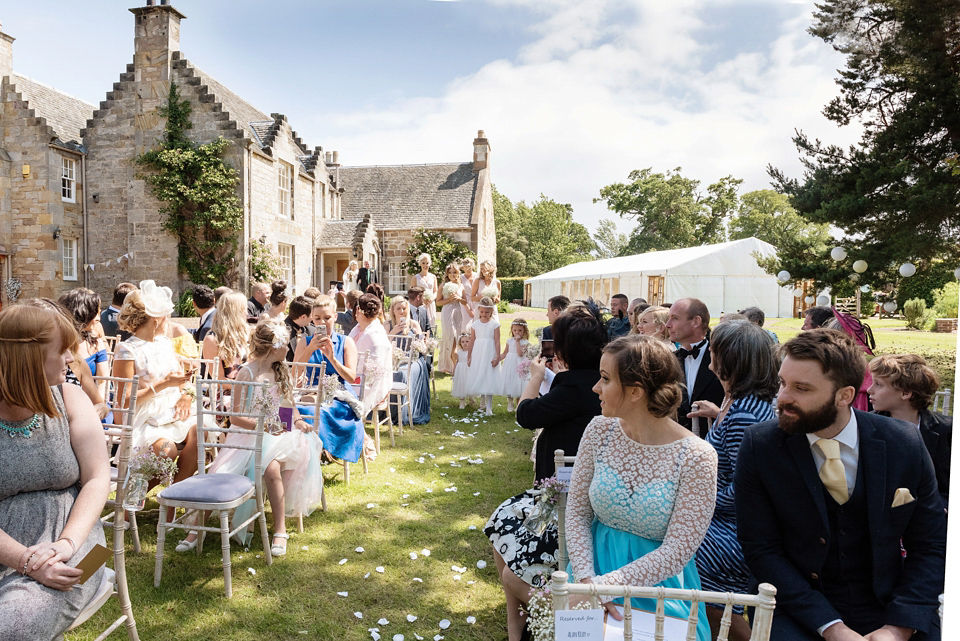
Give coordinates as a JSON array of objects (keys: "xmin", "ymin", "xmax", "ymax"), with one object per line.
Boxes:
[
  {"xmin": 290, "ymin": 359, "xmax": 332, "ymax": 393},
  {"xmin": 194, "ymin": 379, "xmax": 269, "ymax": 491},
  {"xmin": 389, "ymin": 334, "xmax": 417, "ymax": 380},
  {"xmin": 553, "ymin": 449, "xmax": 577, "ymax": 572},
  {"xmin": 549, "ymin": 571, "xmax": 777, "ymax": 641},
  {"xmin": 933, "ymin": 389, "xmax": 952, "ymax": 415},
  {"xmin": 349, "ymin": 351, "xmax": 370, "ymax": 402}
]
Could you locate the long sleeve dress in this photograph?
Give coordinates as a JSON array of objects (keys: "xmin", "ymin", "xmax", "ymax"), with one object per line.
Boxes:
[
  {"xmin": 566, "ymin": 416, "xmax": 717, "ymax": 640},
  {"xmin": 695, "ymin": 395, "xmax": 774, "ymax": 612}
]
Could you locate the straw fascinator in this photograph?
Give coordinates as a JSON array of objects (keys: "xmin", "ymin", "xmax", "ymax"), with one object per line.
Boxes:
[{"xmin": 139, "ymin": 280, "xmax": 175, "ymax": 318}]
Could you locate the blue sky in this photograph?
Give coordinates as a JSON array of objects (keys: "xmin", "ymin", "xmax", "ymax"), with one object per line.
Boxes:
[{"xmin": 1, "ymin": 0, "xmax": 856, "ymax": 234}]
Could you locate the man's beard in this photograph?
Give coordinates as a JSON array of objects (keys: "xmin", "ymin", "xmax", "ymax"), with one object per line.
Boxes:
[{"xmin": 778, "ymin": 397, "xmax": 839, "ymax": 436}]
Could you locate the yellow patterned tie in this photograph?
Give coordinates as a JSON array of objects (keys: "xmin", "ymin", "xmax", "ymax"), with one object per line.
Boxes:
[{"xmin": 816, "ymin": 438, "xmax": 849, "ymax": 505}]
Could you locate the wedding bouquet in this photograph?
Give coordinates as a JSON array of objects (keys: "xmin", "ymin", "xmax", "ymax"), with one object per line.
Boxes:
[
  {"xmin": 480, "ymin": 285, "xmax": 498, "ymax": 299},
  {"xmin": 442, "ymin": 282, "xmax": 459, "ymax": 299},
  {"xmin": 422, "ymin": 289, "xmax": 436, "ymax": 303},
  {"xmin": 516, "ymin": 359, "xmax": 532, "ymax": 380}
]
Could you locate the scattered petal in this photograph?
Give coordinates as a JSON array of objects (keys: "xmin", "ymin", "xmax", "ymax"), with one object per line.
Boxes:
[
  {"xmin": 365, "ymin": 572, "xmax": 371, "ymax": 578},
  {"xmin": 390, "ymin": 467, "xmax": 396, "ymax": 472},
  {"xmin": 406, "ymin": 614, "xmax": 418, "ymax": 622},
  {"xmin": 339, "ymin": 558, "xmax": 348, "ymax": 565},
  {"xmin": 376, "ymin": 566, "xmax": 385, "ymax": 573},
  {"xmin": 301, "ymin": 545, "xmax": 309, "ymax": 550},
  {"xmin": 472, "ymin": 492, "xmax": 481, "ymax": 496},
  {"xmin": 393, "ymin": 635, "xmax": 404, "ymax": 641},
  {"xmin": 409, "ymin": 552, "xmax": 418, "ymax": 560},
  {"xmin": 337, "ymin": 591, "xmax": 349, "ymax": 597},
  {"xmin": 402, "ymin": 494, "xmax": 410, "ymax": 498},
  {"xmin": 421, "ymin": 549, "xmax": 431, "ymax": 556},
  {"xmin": 247, "ymin": 567, "xmax": 256, "ymax": 576},
  {"xmin": 354, "ymin": 612, "xmax": 363, "ymax": 619},
  {"xmin": 371, "ymin": 633, "xmax": 381, "ymax": 641},
  {"xmin": 437, "ymin": 446, "xmax": 444, "ymax": 450},
  {"xmin": 378, "ymin": 618, "xmax": 390, "ymax": 625},
  {"xmin": 476, "ymin": 560, "xmax": 487, "ymax": 569},
  {"xmin": 415, "ymin": 635, "xmax": 424, "ymax": 640},
  {"xmin": 434, "ymin": 637, "xmax": 444, "ymax": 641},
  {"xmin": 468, "ymin": 525, "xmax": 477, "ymax": 530},
  {"xmin": 356, "ymin": 547, "xmax": 365, "ymax": 553},
  {"xmin": 425, "ymin": 489, "xmax": 433, "ymax": 493},
  {"xmin": 401, "ymin": 503, "xmax": 409, "ymax": 507},
  {"xmin": 453, "ymin": 574, "xmax": 461, "ymax": 580},
  {"xmin": 438, "ymin": 619, "xmax": 451, "ymax": 629},
  {"xmin": 467, "ymin": 580, "xmax": 476, "ymax": 585},
  {"xmin": 466, "ymin": 616, "xmax": 476, "ymax": 624},
  {"xmin": 412, "ymin": 577, "xmax": 423, "ymax": 583},
  {"xmin": 366, "ymin": 503, "xmax": 376, "ymax": 509}
]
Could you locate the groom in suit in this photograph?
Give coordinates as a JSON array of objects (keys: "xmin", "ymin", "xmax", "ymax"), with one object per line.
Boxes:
[
  {"xmin": 736, "ymin": 329, "xmax": 946, "ymax": 641},
  {"xmin": 666, "ymin": 297, "xmax": 724, "ymax": 433}
]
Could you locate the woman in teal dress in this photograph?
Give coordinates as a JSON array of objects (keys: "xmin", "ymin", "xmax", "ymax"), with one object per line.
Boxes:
[
  {"xmin": 292, "ymin": 295, "xmax": 364, "ymax": 463},
  {"xmin": 566, "ymin": 335, "xmax": 718, "ymax": 641}
]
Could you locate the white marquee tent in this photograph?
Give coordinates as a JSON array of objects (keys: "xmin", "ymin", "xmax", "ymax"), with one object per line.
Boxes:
[{"xmin": 523, "ymin": 237, "xmax": 797, "ymax": 318}]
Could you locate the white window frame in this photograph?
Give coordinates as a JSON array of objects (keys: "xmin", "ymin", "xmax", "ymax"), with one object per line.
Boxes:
[
  {"xmin": 278, "ymin": 243, "xmax": 294, "ymax": 285},
  {"xmin": 388, "ymin": 260, "xmax": 406, "ymax": 295},
  {"xmin": 62, "ymin": 237, "xmax": 77, "ymax": 281},
  {"xmin": 278, "ymin": 161, "xmax": 293, "ymax": 219},
  {"xmin": 61, "ymin": 157, "xmax": 76, "ymax": 203}
]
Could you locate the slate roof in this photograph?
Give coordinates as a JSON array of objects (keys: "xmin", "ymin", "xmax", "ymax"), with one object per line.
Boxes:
[
  {"xmin": 339, "ymin": 163, "xmax": 478, "ymax": 230},
  {"xmin": 319, "ymin": 220, "xmax": 361, "ymax": 248},
  {"xmin": 10, "ymin": 74, "xmax": 94, "ymax": 151}
]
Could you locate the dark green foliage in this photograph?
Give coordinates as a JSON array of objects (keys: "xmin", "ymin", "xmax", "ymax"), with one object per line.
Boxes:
[
  {"xmin": 498, "ymin": 277, "xmax": 526, "ymax": 302},
  {"xmin": 174, "ymin": 290, "xmax": 197, "ymax": 318},
  {"xmin": 894, "ymin": 260, "xmax": 956, "ymax": 309},
  {"xmin": 404, "ymin": 229, "xmax": 475, "ymax": 279},
  {"xmin": 137, "ymin": 83, "xmax": 244, "ymax": 288},
  {"xmin": 769, "ymin": 0, "xmax": 960, "ymax": 290}
]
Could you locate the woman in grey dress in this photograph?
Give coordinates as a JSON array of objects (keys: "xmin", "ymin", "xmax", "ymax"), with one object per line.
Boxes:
[{"xmin": 0, "ymin": 304, "xmax": 111, "ymax": 641}]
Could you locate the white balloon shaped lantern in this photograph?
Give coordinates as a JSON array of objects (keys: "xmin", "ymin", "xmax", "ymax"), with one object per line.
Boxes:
[
  {"xmin": 804, "ymin": 295, "xmax": 815, "ymax": 304},
  {"xmin": 777, "ymin": 270, "xmax": 791, "ymax": 283},
  {"xmin": 830, "ymin": 247, "xmax": 847, "ymax": 261},
  {"xmin": 899, "ymin": 262, "xmax": 916, "ymax": 278},
  {"xmin": 793, "ymin": 288, "xmax": 804, "ymax": 298},
  {"xmin": 852, "ymin": 260, "xmax": 868, "ymax": 274},
  {"xmin": 848, "ymin": 273, "xmax": 860, "ymax": 283},
  {"xmin": 955, "ymin": 267, "xmax": 960, "ymax": 280},
  {"xmin": 883, "ymin": 301, "xmax": 898, "ymax": 313},
  {"xmin": 860, "ymin": 285, "xmax": 871, "ymax": 293},
  {"xmin": 816, "ymin": 295, "xmax": 830, "ymax": 306}
]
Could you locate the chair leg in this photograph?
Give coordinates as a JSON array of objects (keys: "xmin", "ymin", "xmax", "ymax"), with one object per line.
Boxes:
[
  {"xmin": 406, "ymin": 393, "xmax": 413, "ymax": 432},
  {"xmin": 258, "ymin": 504, "xmax": 273, "ymax": 567},
  {"xmin": 129, "ymin": 511, "xmax": 141, "ymax": 554},
  {"xmin": 219, "ymin": 510, "xmax": 233, "ymax": 598},
  {"xmin": 153, "ymin": 504, "xmax": 168, "ymax": 588},
  {"xmin": 320, "ymin": 482, "xmax": 327, "ymax": 512},
  {"xmin": 362, "ymin": 450, "xmax": 369, "ymax": 474},
  {"xmin": 344, "ymin": 461, "xmax": 350, "ymax": 485},
  {"xmin": 298, "ymin": 513, "xmax": 304, "ymax": 533},
  {"xmin": 386, "ymin": 406, "xmax": 395, "ymax": 447},
  {"xmin": 114, "ymin": 531, "xmax": 140, "ymax": 641}
]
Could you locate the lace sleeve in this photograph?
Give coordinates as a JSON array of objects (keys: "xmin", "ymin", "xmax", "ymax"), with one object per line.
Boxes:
[
  {"xmin": 112, "ymin": 341, "xmax": 135, "ymax": 362},
  {"xmin": 593, "ymin": 439, "xmax": 718, "ymax": 592},
  {"xmin": 566, "ymin": 416, "xmax": 605, "ymax": 581}
]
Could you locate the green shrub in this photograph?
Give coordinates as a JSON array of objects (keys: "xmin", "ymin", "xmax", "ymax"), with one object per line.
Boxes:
[
  {"xmin": 903, "ymin": 298, "xmax": 934, "ymax": 330},
  {"xmin": 497, "ymin": 300, "xmax": 513, "ymax": 314},
  {"xmin": 932, "ymin": 281, "xmax": 958, "ymax": 318},
  {"xmin": 175, "ymin": 290, "xmax": 196, "ymax": 318},
  {"xmin": 499, "ymin": 277, "xmax": 527, "ymax": 302}
]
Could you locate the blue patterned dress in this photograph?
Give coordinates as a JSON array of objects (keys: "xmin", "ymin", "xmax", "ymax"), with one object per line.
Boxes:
[
  {"xmin": 566, "ymin": 416, "xmax": 717, "ymax": 641},
  {"xmin": 695, "ymin": 395, "xmax": 775, "ymax": 612}
]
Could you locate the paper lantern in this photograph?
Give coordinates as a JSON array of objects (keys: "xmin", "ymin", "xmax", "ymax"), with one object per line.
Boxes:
[
  {"xmin": 852, "ymin": 260, "xmax": 868, "ymax": 273},
  {"xmin": 816, "ymin": 295, "xmax": 830, "ymax": 306},
  {"xmin": 777, "ymin": 270, "xmax": 791, "ymax": 283},
  {"xmin": 899, "ymin": 262, "xmax": 916, "ymax": 277},
  {"xmin": 860, "ymin": 285, "xmax": 871, "ymax": 293},
  {"xmin": 793, "ymin": 288, "xmax": 804, "ymax": 298},
  {"xmin": 830, "ymin": 247, "xmax": 847, "ymax": 261},
  {"xmin": 955, "ymin": 267, "xmax": 960, "ymax": 279},
  {"xmin": 804, "ymin": 295, "xmax": 815, "ymax": 304},
  {"xmin": 848, "ymin": 273, "xmax": 860, "ymax": 283},
  {"xmin": 883, "ymin": 301, "xmax": 898, "ymax": 313}
]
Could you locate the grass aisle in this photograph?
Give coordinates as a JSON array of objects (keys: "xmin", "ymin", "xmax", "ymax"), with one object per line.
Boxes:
[{"xmin": 71, "ymin": 376, "xmax": 535, "ymax": 641}]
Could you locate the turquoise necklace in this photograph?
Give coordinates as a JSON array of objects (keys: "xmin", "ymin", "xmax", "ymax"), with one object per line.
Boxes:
[{"xmin": 0, "ymin": 413, "xmax": 40, "ymax": 438}]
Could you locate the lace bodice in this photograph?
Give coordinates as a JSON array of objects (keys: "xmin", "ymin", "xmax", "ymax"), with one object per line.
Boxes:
[
  {"xmin": 113, "ymin": 335, "xmax": 180, "ymax": 387},
  {"xmin": 567, "ymin": 416, "xmax": 718, "ymax": 589}
]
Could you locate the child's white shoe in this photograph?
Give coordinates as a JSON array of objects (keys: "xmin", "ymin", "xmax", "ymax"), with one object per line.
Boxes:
[
  {"xmin": 507, "ymin": 398, "xmax": 515, "ymax": 412},
  {"xmin": 459, "ymin": 400, "xmax": 466, "ymax": 410}
]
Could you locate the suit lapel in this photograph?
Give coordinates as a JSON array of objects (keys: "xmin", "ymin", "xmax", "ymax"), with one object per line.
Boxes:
[
  {"xmin": 690, "ymin": 347, "xmax": 711, "ymax": 400},
  {"xmin": 856, "ymin": 412, "xmax": 887, "ymax": 538},
  {"xmin": 787, "ymin": 432, "xmax": 830, "ymax": 528}
]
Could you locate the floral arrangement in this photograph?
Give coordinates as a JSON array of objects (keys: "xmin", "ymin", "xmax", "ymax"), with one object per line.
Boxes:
[
  {"xmin": 442, "ymin": 282, "xmax": 460, "ymax": 299},
  {"xmin": 526, "ymin": 580, "xmax": 595, "ymax": 641},
  {"xmin": 412, "ymin": 336, "xmax": 438, "ymax": 357},
  {"xmin": 523, "ymin": 476, "xmax": 566, "ymax": 536},
  {"xmin": 251, "ymin": 385, "xmax": 280, "ymax": 421},
  {"xmin": 4, "ymin": 278, "xmax": 22, "ymax": 302},
  {"xmin": 480, "ymin": 285, "xmax": 498, "ymax": 299},
  {"xmin": 129, "ymin": 446, "xmax": 179, "ymax": 486},
  {"xmin": 524, "ymin": 342, "xmax": 542, "ymax": 360},
  {"xmin": 363, "ymin": 357, "xmax": 388, "ymax": 385},
  {"xmin": 517, "ymin": 359, "xmax": 532, "ymax": 380},
  {"xmin": 422, "ymin": 289, "xmax": 436, "ymax": 303},
  {"xmin": 320, "ymin": 373, "xmax": 342, "ymax": 403}
]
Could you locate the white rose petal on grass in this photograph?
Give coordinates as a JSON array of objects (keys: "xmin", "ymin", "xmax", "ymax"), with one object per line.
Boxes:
[
  {"xmin": 354, "ymin": 612, "xmax": 363, "ymax": 619},
  {"xmin": 337, "ymin": 591, "xmax": 349, "ymax": 597},
  {"xmin": 468, "ymin": 525, "xmax": 477, "ymax": 530},
  {"xmin": 366, "ymin": 503, "xmax": 376, "ymax": 509},
  {"xmin": 406, "ymin": 614, "xmax": 418, "ymax": 622},
  {"xmin": 421, "ymin": 549, "xmax": 431, "ymax": 556},
  {"xmin": 438, "ymin": 619, "xmax": 451, "ymax": 629},
  {"xmin": 339, "ymin": 558, "xmax": 348, "ymax": 565},
  {"xmin": 467, "ymin": 580, "xmax": 476, "ymax": 585},
  {"xmin": 371, "ymin": 633, "xmax": 381, "ymax": 641},
  {"xmin": 409, "ymin": 552, "xmax": 418, "ymax": 560},
  {"xmin": 365, "ymin": 572, "xmax": 371, "ymax": 579},
  {"xmin": 412, "ymin": 577, "xmax": 423, "ymax": 583},
  {"xmin": 356, "ymin": 547, "xmax": 365, "ymax": 553},
  {"xmin": 301, "ymin": 546, "xmax": 309, "ymax": 551},
  {"xmin": 415, "ymin": 635, "xmax": 425, "ymax": 640},
  {"xmin": 466, "ymin": 616, "xmax": 476, "ymax": 624},
  {"xmin": 247, "ymin": 567, "xmax": 256, "ymax": 576},
  {"xmin": 376, "ymin": 566, "xmax": 385, "ymax": 573},
  {"xmin": 402, "ymin": 494, "xmax": 410, "ymax": 498},
  {"xmin": 425, "ymin": 489, "xmax": 433, "ymax": 493},
  {"xmin": 453, "ymin": 575, "xmax": 461, "ymax": 581},
  {"xmin": 476, "ymin": 560, "xmax": 487, "ymax": 569},
  {"xmin": 393, "ymin": 635, "xmax": 404, "ymax": 641},
  {"xmin": 378, "ymin": 618, "xmax": 390, "ymax": 625}
]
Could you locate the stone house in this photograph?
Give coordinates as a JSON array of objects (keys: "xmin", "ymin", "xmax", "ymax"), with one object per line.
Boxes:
[
  {"xmin": 338, "ymin": 131, "xmax": 496, "ymax": 295},
  {"xmin": 0, "ymin": 25, "xmax": 94, "ymax": 305}
]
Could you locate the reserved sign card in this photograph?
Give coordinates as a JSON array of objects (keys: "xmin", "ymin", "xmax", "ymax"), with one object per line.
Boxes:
[
  {"xmin": 556, "ymin": 465, "xmax": 573, "ymax": 489},
  {"xmin": 554, "ymin": 609, "xmax": 604, "ymax": 640},
  {"xmin": 602, "ymin": 606, "xmax": 689, "ymax": 641}
]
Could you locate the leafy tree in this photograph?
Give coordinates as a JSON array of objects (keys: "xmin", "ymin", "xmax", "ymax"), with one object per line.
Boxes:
[
  {"xmin": 404, "ymin": 228, "xmax": 475, "ymax": 279},
  {"xmin": 593, "ymin": 219, "xmax": 629, "ymax": 259},
  {"xmin": 137, "ymin": 83, "xmax": 244, "ymax": 288},
  {"xmin": 493, "ymin": 186, "xmax": 529, "ymax": 277},
  {"xmin": 595, "ymin": 168, "xmax": 741, "ymax": 254},
  {"xmin": 769, "ymin": 0, "xmax": 960, "ymax": 290}
]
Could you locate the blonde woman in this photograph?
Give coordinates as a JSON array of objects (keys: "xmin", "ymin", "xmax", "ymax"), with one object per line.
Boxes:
[
  {"xmin": 112, "ymin": 281, "xmax": 198, "ymax": 481},
  {"xmin": 634, "ymin": 305, "xmax": 671, "ymax": 342},
  {"xmin": 436, "ymin": 263, "xmax": 471, "ymax": 374},
  {"xmin": 460, "ymin": 257, "xmax": 479, "ymax": 319},
  {"xmin": 202, "ymin": 291, "xmax": 251, "ymax": 380},
  {"xmin": 409, "ymin": 253, "xmax": 438, "ymax": 331},
  {"xmin": 386, "ymin": 295, "xmax": 431, "ymax": 424},
  {"xmin": 471, "ymin": 260, "xmax": 501, "ymax": 321}
]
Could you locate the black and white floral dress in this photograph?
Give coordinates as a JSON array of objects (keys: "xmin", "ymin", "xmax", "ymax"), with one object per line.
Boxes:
[{"xmin": 484, "ymin": 491, "xmax": 559, "ymax": 588}]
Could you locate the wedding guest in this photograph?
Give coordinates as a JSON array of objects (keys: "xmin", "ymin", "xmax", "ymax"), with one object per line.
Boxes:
[
  {"xmin": 666, "ymin": 298, "xmax": 724, "ymax": 432},
  {"xmin": 485, "ymin": 304, "xmax": 606, "ymax": 641},
  {"xmin": 350, "ymin": 294, "xmax": 394, "ymax": 416},
  {"xmin": 460, "ymin": 257, "xmax": 478, "ymax": 319},
  {"xmin": 740, "ymin": 306, "xmax": 778, "ymax": 343},
  {"xmin": 303, "ymin": 286, "xmax": 322, "ymax": 301},
  {"xmin": 247, "ymin": 282, "xmax": 270, "ymax": 324},
  {"xmin": 283, "ymin": 295, "xmax": 315, "ymax": 362},
  {"xmin": 191, "ymin": 285, "xmax": 216, "ymax": 343},
  {"xmin": 386, "ymin": 296, "xmax": 430, "ymax": 425},
  {"xmin": 410, "ymin": 254, "xmax": 438, "ymax": 331},
  {"xmin": 264, "ymin": 280, "xmax": 288, "ymax": 320},
  {"xmin": 100, "ymin": 281, "xmax": 135, "ymax": 340},
  {"xmin": 59, "ymin": 288, "xmax": 110, "ymax": 385},
  {"xmin": 688, "ymin": 320, "xmax": 778, "ymax": 641},
  {"xmin": 606, "ymin": 293, "xmax": 630, "ymax": 339},
  {"xmin": 471, "ymin": 259, "xmax": 501, "ymax": 321},
  {"xmin": 336, "ymin": 290, "xmax": 361, "ymax": 336},
  {"xmin": 567, "ymin": 334, "xmax": 716, "ymax": 640},
  {"xmin": 213, "ymin": 286, "xmax": 232, "ymax": 306},
  {"xmin": 802, "ymin": 305, "xmax": 835, "ymax": 330},
  {"xmin": 541, "ymin": 295, "xmax": 570, "ymax": 342},
  {"xmin": 357, "ymin": 260, "xmax": 378, "ymax": 292},
  {"xmin": 0, "ymin": 305, "xmax": 110, "ymax": 641},
  {"xmin": 436, "ymin": 263, "xmax": 471, "ymax": 374},
  {"xmin": 203, "ymin": 292, "xmax": 251, "ymax": 380},
  {"xmin": 633, "ymin": 305, "xmax": 670, "ymax": 342},
  {"xmin": 869, "ymin": 353, "xmax": 952, "ymax": 510},
  {"xmin": 407, "ymin": 287, "xmax": 430, "ymax": 335}
]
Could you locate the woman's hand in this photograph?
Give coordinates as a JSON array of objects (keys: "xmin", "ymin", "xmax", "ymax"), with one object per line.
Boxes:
[
  {"xmin": 687, "ymin": 400, "xmax": 720, "ymax": 419},
  {"xmin": 529, "ymin": 356, "xmax": 548, "ymax": 381},
  {"xmin": 20, "ymin": 538, "xmax": 75, "ymax": 576},
  {"xmin": 294, "ymin": 418, "xmax": 314, "ymax": 434},
  {"xmin": 28, "ymin": 559, "xmax": 83, "ymax": 591},
  {"xmin": 491, "ymin": 355, "xmax": 499, "ymax": 368},
  {"xmin": 550, "ymin": 357, "xmax": 568, "ymax": 374},
  {"xmin": 174, "ymin": 393, "xmax": 192, "ymax": 421},
  {"xmin": 162, "ymin": 370, "xmax": 193, "ymax": 391},
  {"xmin": 572, "ymin": 578, "xmax": 623, "ymax": 621},
  {"xmin": 94, "ymin": 402, "xmax": 110, "ymax": 420},
  {"xmin": 317, "ymin": 335, "xmax": 335, "ymax": 360}
]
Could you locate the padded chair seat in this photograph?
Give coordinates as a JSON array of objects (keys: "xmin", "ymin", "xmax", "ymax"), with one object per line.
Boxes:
[
  {"xmin": 159, "ymin": 473, "xmax": 253, "ymax": 504},
  {"xmin": 390, "ymin": 381, "xmax": 409, "ymax": 392},
  {"xmin": 68, "ymin": 567, "xmax": 115, "ymax": 630}
]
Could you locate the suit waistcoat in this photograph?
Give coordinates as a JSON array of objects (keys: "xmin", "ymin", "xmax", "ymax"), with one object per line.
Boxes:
[{"xmin": 821, "ymin": 460, "xmax": 872, "ymax": 588}]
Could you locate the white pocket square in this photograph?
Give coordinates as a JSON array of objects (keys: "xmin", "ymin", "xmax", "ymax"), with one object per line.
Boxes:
[{"xmin": 891, "ymin": 488, "xmax": 916, "ymax": 508}]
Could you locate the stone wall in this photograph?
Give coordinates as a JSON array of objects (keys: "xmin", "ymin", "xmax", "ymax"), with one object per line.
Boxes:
[
  {"xmin": 0, "ymin": 77, "xmax": 85, "ymax": 300},
  {"xmin": 472, "ymin": 165, "xmax": 496, "ymax": 264}
]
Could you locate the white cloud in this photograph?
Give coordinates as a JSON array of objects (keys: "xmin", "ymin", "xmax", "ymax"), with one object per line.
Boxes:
[{"xmin": 321, "ymin": 0, "xmax": 858, "ymax": 234}]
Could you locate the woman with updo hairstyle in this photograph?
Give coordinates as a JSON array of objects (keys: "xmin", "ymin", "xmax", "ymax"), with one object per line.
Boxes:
[
  {"xmin": 0, "ymin": 305, "xmax": 110, "ymax": 640},
  {"xmin": 485, "ymin": 304, "xmax": 607, "ymax": 641},
  {"xmin": 564, "ymin": 335, "xmax": 717, "ymax": 640},
  {"xmin": 685, "ymin": 320, "xmax": 777, "ymax": 641},
  {"xmin": 265, "ymin": 280, "xmax": 289, "ymax": 320},
  {"xmin": 349, "ymin": 293, "xmax": 393, "ymax": 417}
]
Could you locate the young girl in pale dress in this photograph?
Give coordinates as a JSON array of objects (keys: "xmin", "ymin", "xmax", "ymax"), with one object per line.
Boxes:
[
  {"xmin": 465, "ymin": 297, "xmax": 501, "ymax": 416},
  {"xmin": 498, "ymin": 319, "xmax": 530, "ymax": 412},
  {"xmin": 471, "ymin": 260, "xmax": 501, "ymax": 322},
  {"xmin": 451, "ymin": 334, "xmax": 472, "ymax": 409}
]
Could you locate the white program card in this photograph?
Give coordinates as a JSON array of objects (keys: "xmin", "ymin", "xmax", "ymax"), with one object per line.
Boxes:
[
  {"xmin": 556, "ymin": 465, "xmax": 573, "ymax": 489},
  {"xmin": 602, "ymin": 606, "xmax": 689, "ymax": 641},
  {"xmin": 555, "ymin": 609, "xmax": 605, "ymax": 640}
]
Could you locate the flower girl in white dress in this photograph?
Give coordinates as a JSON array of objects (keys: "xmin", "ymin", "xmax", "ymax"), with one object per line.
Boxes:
[
  {"xmin": 451, "ymin": 333, "xmax": 472, "ymax": 409},
  {"xmin": 498, "ymin": 319, "xmax": 530, "ymax": 412},
  {"xmin": 465, "ymin": 297, "xmax": 501, "ymax": 416}
]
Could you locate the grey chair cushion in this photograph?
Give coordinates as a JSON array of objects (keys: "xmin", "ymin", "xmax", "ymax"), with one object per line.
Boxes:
[{"xmin": 159, "ymin": 474, "xmax": 253, "ymax": 503}]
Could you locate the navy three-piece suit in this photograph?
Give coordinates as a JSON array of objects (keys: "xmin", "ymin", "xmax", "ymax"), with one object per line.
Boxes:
[{"xmin": 735, "ymin": 410, "xmax": 946, "ymax": 640}]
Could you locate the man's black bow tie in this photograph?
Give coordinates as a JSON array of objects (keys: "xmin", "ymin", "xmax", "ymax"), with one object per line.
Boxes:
[{"xmin": 677, "ymin": 340, "xmax": 707, "ymax": 360}]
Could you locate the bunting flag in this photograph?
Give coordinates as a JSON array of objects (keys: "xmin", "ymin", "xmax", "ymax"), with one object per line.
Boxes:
[{"xmin": 84, "ymin": 251, "xmax": 134, "ymax": 272}]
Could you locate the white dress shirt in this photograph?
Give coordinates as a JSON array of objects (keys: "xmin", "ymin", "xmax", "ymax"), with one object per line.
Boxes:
[{"xmin": 682, "ymin": 339, "xmax": 708, "ymax": 403}]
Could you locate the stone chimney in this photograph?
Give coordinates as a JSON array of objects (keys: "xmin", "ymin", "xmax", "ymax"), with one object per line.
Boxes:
[
  {"xmin": 0, "ymin": 23, "xmax": 14, "ymax": 81},
  {"xmin": 473, "ymin": 130, "xmax": 490, "ymax": 171},
  {"xmin": 129, "ymin": 3, "xmax": 186, "ymax": 86}
]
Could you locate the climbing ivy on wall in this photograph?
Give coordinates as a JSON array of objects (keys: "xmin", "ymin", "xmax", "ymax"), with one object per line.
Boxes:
[{"xmin": 137, "ymin": 83, "xmax": 244, "ymax": 288}]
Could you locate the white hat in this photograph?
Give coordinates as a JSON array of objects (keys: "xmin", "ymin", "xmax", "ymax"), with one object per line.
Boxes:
[{"xmin": 139, "ymin": 280, "xmax": 174, "ymax": 318}]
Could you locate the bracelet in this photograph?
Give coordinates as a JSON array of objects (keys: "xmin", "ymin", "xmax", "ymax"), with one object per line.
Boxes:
[
  {"xmin": 148, "ymin": 382, "xmax": 156, "ymax": 395},
  {"xmin": 57, "ymin": 536, "xmax": 76, "ymax": 555}
]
